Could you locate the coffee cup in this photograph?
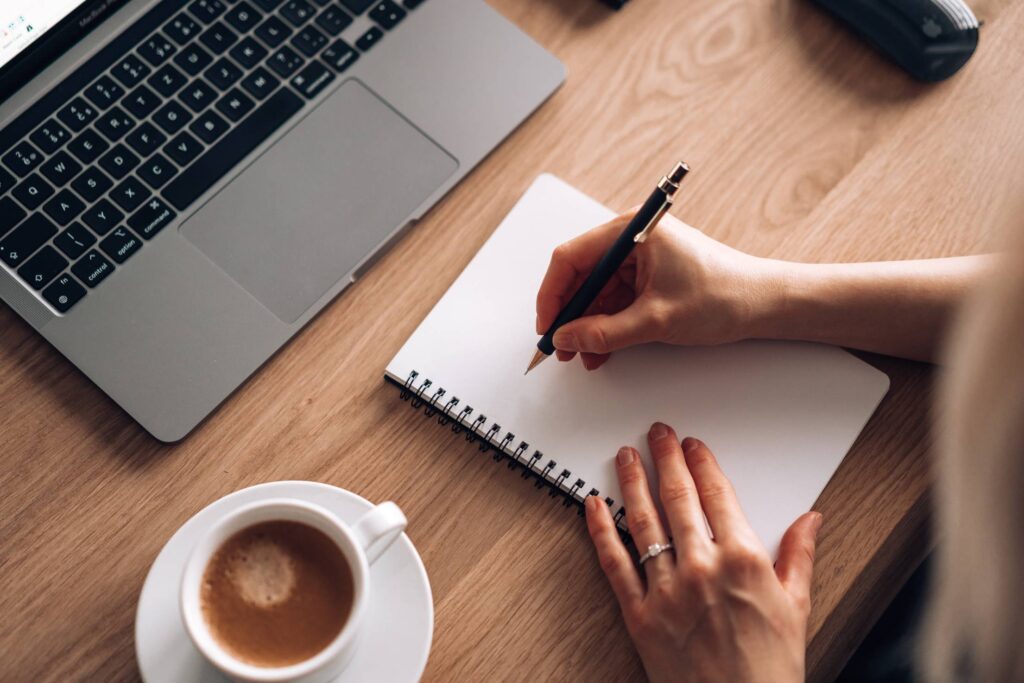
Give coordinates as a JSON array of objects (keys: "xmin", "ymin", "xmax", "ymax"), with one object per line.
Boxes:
[{"xmin": 180, "ymin": 497, "xmax": 407, "ymax": 683}]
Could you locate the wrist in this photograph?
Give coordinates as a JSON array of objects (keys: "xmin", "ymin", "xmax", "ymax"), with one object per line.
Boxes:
[{"xmin": 741, "ymin": 258, "xmax": 811, "ymax": 342}]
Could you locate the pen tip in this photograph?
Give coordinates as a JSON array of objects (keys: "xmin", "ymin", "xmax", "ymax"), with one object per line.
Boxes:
[{"xmin": 525, "ymin": 349, "xmax": 548, "ymax": 375}]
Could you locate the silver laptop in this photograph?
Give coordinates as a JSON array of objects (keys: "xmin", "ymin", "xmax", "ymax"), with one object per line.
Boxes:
[{"xmin": 0, "ymin": 0, "xmax": 564, "ymax": 441}]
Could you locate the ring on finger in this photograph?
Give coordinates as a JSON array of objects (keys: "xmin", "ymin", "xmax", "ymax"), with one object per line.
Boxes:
[{"xmin": 638, "ymin": 540, "xmax": 675, "ymax": 566}]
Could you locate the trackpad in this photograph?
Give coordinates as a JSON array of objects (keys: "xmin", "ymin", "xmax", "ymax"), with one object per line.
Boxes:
[{"xmin": 181, "ymin": 80, "xmax": 458, "ymax": 323}]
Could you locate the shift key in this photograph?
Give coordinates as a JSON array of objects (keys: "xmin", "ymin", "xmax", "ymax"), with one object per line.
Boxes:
[{"xmin": 162, "ymin": 88, "xmax": 303, "ymax": 210}]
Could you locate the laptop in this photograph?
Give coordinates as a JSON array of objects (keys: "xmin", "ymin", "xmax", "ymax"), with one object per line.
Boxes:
[{"xmin": 0, "ymin": 0, "xmax": 564, "ymax": 441}]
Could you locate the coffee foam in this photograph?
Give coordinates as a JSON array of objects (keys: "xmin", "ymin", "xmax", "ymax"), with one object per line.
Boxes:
[{"xmin": 226, "ymin": 538, "xmax": 297, "ymax": 608}]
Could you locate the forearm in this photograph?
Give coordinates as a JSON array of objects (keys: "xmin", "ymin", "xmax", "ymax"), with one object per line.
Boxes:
[{"xmin": 748, "ymin": 256, "xmax": 992, "ymax": 363}]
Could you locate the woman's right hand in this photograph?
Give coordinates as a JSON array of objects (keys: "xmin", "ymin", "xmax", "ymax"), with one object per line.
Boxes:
[{"xmin": 536, "ymin": 212, "xmax": 779, "ymax": 370}]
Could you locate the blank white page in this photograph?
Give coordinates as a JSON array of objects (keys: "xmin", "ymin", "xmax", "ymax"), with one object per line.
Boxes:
[{"xmin": 386, "ymin": 174, "xmax": 889, "ymax": 554}]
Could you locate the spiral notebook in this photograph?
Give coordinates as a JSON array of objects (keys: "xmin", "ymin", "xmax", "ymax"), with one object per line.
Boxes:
[{"xmin": 385, "ymin": 174, "xmax": 890, "ymax": 554}]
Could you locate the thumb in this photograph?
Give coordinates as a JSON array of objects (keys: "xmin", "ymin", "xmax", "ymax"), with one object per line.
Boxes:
[
  {"xmin": 552, "ymin": 306, "xmax": 658, "ymax": 355},
  {"xmin": 775, "ymin": 511, "xmax": 822, "ymax": 612}
]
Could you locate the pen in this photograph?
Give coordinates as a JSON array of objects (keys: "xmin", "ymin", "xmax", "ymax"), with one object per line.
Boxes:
[{"xmin": 525, "ymin": 161, "xmax": 690, "ymax": 374}]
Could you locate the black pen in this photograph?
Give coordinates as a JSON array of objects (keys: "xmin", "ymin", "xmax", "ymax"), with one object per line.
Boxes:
[{"xmin": 525, "ymin": 162, "xmax": 690, "ymax": 374}]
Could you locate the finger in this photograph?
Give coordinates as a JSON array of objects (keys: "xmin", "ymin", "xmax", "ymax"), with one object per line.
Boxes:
[
  {"xmin": 646, "ymin": 423, "xmax": 707, "ymax": 548},
  {"xmin": 552, "ymin": 304, "xmax": 660, "ymax": 356},
  {"xmin": 681, "ymin": 438, "xmax": 749, "ymax": 541},
  {"xmin": 585, "ymin": 495, "xmax": 643, "ymax": 611},
  {"xmin": 555, "ymin": 350, "xmax": 576, "ymax": 362},
  {"xmin": 615, "ymin": 446, "xmax": 672, "ymax": 577},
  {"xmin": 580, "ymin": 352, "xmax": 610, "ymax": 370},
  {"xmin": 775, "ymin": 511, "xmax": 822, "ymax": 613},
  {"xmin": 536, "ymin": 214, "xmax": 635, "ymax": 332}
]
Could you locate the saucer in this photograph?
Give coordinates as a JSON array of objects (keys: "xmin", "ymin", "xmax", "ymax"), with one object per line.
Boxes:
[{"xmin": 135, "ymin": 481, "xmax": 433, "ymax": 682}]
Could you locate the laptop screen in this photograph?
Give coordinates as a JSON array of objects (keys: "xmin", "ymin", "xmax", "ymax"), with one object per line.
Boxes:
[{"xmin": 0, "ymin": 0, "xmax": 129, "ymax": 103}]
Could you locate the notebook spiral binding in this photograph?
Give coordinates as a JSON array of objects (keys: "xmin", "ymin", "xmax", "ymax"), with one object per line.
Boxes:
[{"xmin": 398, "ymin": 370, "xmax": 625, "ymax": 526}]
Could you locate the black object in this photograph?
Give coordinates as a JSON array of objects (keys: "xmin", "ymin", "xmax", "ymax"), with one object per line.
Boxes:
[
  {"xmin": 812, "ymin": 0, "xmax": 979, "ymax": 82},
  {"xmin": 601, "ymin": 0, "xmax": 629, "ymax": 8},
  {"xmin": 535, "ymin": 162, "xmax": 689, "ymax": 359}
]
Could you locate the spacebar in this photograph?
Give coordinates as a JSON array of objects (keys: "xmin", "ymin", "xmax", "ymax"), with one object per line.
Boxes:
[{"xmin": 163, "ymin": 88, "xmax": 304, "ymax": 211}]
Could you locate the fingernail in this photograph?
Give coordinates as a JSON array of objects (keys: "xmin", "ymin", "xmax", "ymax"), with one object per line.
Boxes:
[
  {"xmin": 811, "ymin": 512, "xmax": 823, "ymax": 534},
  {"xmin": 616, "ymin": 446, "xmax": 634, "ymax": 466},
  {"xmin": 553, "ymin": 329, "xmax": 577, "ymax": 352},
  {"xmin": 649, "ymin": 422, "xmax": 669, "ymax": 440},
  {"xmin": 681, "ymin": 437, "xmax": 700, "ymax": 453}
]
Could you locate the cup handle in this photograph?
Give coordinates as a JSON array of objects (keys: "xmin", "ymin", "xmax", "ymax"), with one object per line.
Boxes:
[{"xmin": 351, "ymin": 501, "xmax": 407, "ymax": 565}]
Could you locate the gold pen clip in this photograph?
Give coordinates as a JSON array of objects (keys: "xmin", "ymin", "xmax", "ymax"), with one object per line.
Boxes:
[{"xmin": 634, "ymin": 162, "xmax": 689, "ymax": 244}]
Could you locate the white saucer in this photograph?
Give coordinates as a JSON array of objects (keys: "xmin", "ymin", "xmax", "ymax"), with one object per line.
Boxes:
[{"xmin": 135, "ymin": 481, "xmax": 433, "ymax": 682}]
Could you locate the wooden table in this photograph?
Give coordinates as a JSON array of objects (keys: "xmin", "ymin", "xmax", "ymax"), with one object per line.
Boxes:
[{"xmin": 4, "ymin": 0, "xmax": 1024, "ymax": 680}]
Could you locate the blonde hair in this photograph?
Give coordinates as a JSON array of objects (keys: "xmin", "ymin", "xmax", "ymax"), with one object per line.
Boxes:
[{"xmin": 923, "ymin": 223, "xmax": 1024, "ymax": 681}]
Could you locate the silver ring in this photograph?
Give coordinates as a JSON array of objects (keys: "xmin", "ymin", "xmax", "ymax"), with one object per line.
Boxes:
[{"xmin": 638, "ymin": 541, "xmax": 674, "ymax": 566}]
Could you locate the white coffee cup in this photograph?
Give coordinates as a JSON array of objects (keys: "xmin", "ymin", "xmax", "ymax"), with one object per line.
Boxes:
[{"xmin": 180, "ymin": 497, "xmax": 407, "ymax": 683}]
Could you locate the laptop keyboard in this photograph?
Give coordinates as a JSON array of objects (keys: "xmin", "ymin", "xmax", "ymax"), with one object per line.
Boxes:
[{"xmin": 0, "ymin": 0, "xmax": 426, "ymax": 314}]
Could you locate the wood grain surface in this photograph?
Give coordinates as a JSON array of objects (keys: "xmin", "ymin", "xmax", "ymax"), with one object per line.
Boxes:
[{"xmin": 3, "ymin": 0, "xmax": 1024, "ymax": 681}]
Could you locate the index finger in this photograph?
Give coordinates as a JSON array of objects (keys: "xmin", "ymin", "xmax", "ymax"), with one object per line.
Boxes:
[{"xmin": 536, "ymin": 212, "xmax": 635, "ymax": 333}]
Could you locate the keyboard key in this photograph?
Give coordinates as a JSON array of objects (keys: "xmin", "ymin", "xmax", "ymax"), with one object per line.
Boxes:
[
  {"xmin": 355, "ymin": 26, "xmax": 383, "ymax": 51},
  {"xmin": 368, "ymin": 0, "xmax": 404, "ymax": 29},
  {"xmin": 282, "ymin": 0, "xmax": 316, "ymax": 26},
  {"xmin": 85, "ymin": 76, "xmax": 125, "ymax": 109},
  {"xmin": 255, "ymin": 16, "xmax": 292, "ymax": 48},
  {"xmin": 0, "ymin": 167, "xmax": 15, "ymax": 195},
  {"xmin": 316, "ymin": 5, "xmax": 353, "ymax": 35},
  {"xmin": 72, "ymin": 250, "xmax": 115, "ymax": 288},
  {"xmin": 99, "ymin": 144, "xmax": 141, "ymax": 179},
  {"xmin": 164, "ymin": 13, "xmax": 201, "ymax": 45},
  {"xmin": 137, "ymin": 154, "xmax": 178, "ymax": 189},
  {"xmin": 30, "ymin": 120, "xmax": 71, "ymax": 155},
  {"xmin": 82, "ymin": 199, "xmax": 124, "ymax": 235},
  {"xmin": 43, "ymin": 189, "xmax": 87, "ymax": 226},
  {"xmin": 322, "ymin": 40, "xmax": 358, "ymax": 72},
  {"xmin": 164, "ymin": 131, "xmax": 204, "ymax": 166},
  {"xmin": 67, "ymin": 129, "xmax": 110, "ymax": 164},
  {"xmin": 56, "ymin": 97, "xmax": 98, "ymax": 132},
  {"xmin": 189, "ymin": 0, "xmax": 228, "ymax": 23},
  {"xmin": 54, "ymin": 223, "xmax": 97, "ymax": 259},
  {"xmin": 174, "ymin": 43, "xmax": 215, "ymax": 75},
  {"xmin": 70, "ymin": 167, "xmax": 114, "ymax": 203},
  {"xmin": 163, "ymin": 88, "xmax": 303, "ymax": 210},
  {"xmin": 149, "ymin": 63, "xmax": 189, "ymax": 97},
  {"xmin": 229, "ymin": 36, "xmax": 268, "ymax": 68},
  {"xmin": 0, "ymin": 197, "xmax": 27, "ymax": 237},
  {"xmin": 190, "ymin": 110, "xmax": 231, "ymax": 143},
  {"xmin": 268, "ymin": 46, "xmax": 305, "ymax": 78},
  {"xmin": 181, "ymin": 79, "xmax": 220, "ymax": 111},
  {"xmin": 253, "ymin": 0, "xmax": 285, "ymax": 10},
  {"xmin": 225, "ymin": 2, "xmax": 263, "ymax": 33},
  {"xmin": 0, "ymin": 213, "xmax": 58, "ymax": 267},
  {"xmin": 3, "ymin": 141, "xmax": 44, "ymax": 177},
  {"xmin": 339, "ymin": 0, "xmax": 374, "ymax": 14},
  {"xmin": 18, "ymin": 246, "xmax": 68, "ymax": 289},
  {"xmin": 12, "ymin": 174, "xmax": 55, "ymax": 210},
  {"xmin": 100, "ymin": 226, "xmax": 143, "ymax": 264},
  {"xmin": 215, "ymin": 88, "xmax": 256, "ymax": 121},
  {"xmin": 112, "ymin": 54, "xmax": 152, "ymax": 88},
  {"xmin": 125, "ymin": 122, "xmax": 168, "ymax": 157},
  {"xmin": 205, "ymin": 58, "xmax": 244, "ymax": 89},
  {"xmin": 95, "ymin": 106, "xmax": 137, "ymax": 141},
  {"xmin": 138, "ymin": 33, "xmax": 178, "ymax": 66},
  {"xmin": 241, "ymin": 67, "xmax": 279, "ymax": 99},
  {"xmin": 199, "ymin": 22, "xmax": 239, "ymax": 54},
  {"xmin": 123, "ymin": 84, "xmax": 162, "ymax": 118},
  {"xmin": 153, "ymin": 101, "xmax": 194, "ymax": 134},
  {"xmin": 42, "ymin": 273, "xmax": 87, "ymax": 313},
  {"xmin": 129, "ymin": 197, "xmax": 177, "ymax": 239},
  {"xmin": 110, "ymin": 176, "xmax": 151, "ymax": 212},
  {"xmin": 291, "ymin": 25, "xmax": 328, "ymax": 56},
  {"xmin": 290, "ymin": 61, "xmax": 334, "ymax": 98},
  {"xmin": 40, "ymin": 151, "xmax": 83, "ymax": 188}
]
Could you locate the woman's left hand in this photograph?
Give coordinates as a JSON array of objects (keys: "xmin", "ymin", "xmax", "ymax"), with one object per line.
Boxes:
[{"xmin": 584, "ymin": 422, "xmax": 822, "ymax": 683}]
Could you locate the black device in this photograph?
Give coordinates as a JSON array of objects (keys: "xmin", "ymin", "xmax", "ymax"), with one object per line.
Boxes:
[{"xmin": 813, "ymin": 0, "xmax": 979, "ymax": 81}]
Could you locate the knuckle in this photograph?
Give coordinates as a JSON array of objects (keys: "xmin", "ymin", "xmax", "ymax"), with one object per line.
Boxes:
[
  {"xmin": 793, "ymin": 592, "xmax": 812, "ymax": 616},
  {"xmin": 551, "ymin": 243, "xmax": 573, "ymax": 264},
  {"xmin": 698, "ymin": 481, "xmax": 733, "ymax": 503},
  {"xmin": 659, "ymin": 481, "xmax": 694, "ymax": 505},
  {"xmin": 618, "ymin": 466, "xmax": 643, "ymax": 486},
  {"xmin": 723, "ymin": 541, "xmax": 768, "ymax": 576},
  {"xmin": 585, "ymin": 324, "xmax": 612, "ymax": 354},
  {"xmin": 648, "ymin": 579, "xmax": 676, "ymax": 605},
  {"xmin": 599, "ymin": 549, "xmax": 623, "ymax": 576},
  {"xmin": 679, "ymin": 554, "xmax": 716, "ymax": 592},
  {"xmin": 645, "ymin": 301, "xmax": 673, "ymax": 336},
  {"xmin": 627, "ymin": 510, "xmax": 658, "ymax": 536}
]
